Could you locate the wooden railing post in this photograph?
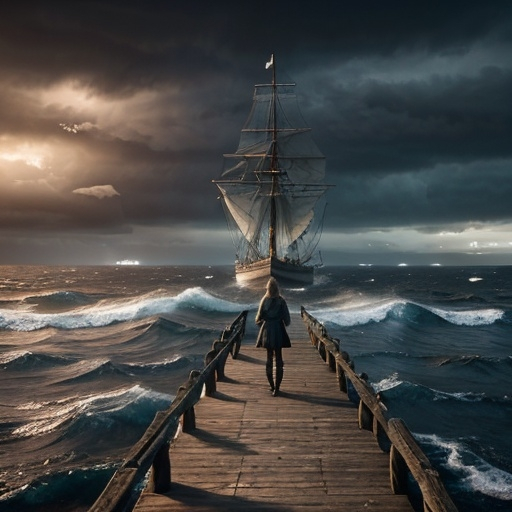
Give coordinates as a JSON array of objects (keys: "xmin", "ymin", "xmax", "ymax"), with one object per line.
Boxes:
[
  {"xmin": 214, "ymin": 340, "xmax": 229, "ymax": 381},
  {"xmin": 182, "ymin": 406, "xmax": 196, "ymax": 432},
  {"xmin": 374, "ymin": 415, "xmax": 391, "ymax": 452},
  {"xmin": 230, "ymin": 310, "xmax": 246, "ymax": 360},
  {"xmin": 151, "ymin": 441, "xmax": 171, "ymax": 493},
  {"xmin": 326, "ymin": 350, "xmax": 336, "ymax": 371},
  {"xmin": 230, "ymin": 327, "xmax": 243, "ymax": 359},
  {"xmin": 204, "ymin": 348, "xmax": 217, "ymax": 396},
  {"xmin": 336, "ymin": 363, "xmax": 347, "ymax": 393},
  {"xmin": 358, "ymin": 400, "xmax": 373, "ymax": 431},
  {"xmin": 390, "ymin": 444, "xmax": 408, "ymax": 495},
  {"xmin": 180, "ymin": 369, "xmax": 201, "ymax": 431},
  {"xmin": 307, "ymin": 327, "xmax": 317, "ymax": 347},
  {"xmin": 230, "ymin": 332, "xmax": 238, "ymax": 358},
  {"xmin": 318, "ymin": 340, "xmax": 326, "ymax": 361}
]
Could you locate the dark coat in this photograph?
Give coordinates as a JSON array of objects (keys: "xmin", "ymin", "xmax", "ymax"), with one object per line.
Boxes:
[{"xmin": 255, "ymin": 296, "xmax": 291, "ymax": 349}]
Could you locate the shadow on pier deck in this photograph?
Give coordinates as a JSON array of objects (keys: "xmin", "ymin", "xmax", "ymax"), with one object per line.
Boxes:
[{"xmin": 133, "ymin": 315, "xmax": 414, "ymax": 512}]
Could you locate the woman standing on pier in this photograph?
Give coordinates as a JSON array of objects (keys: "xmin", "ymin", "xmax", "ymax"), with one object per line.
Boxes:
[{"xmin": 255, "ymin": 277, "xmax": 291, "ymax": 396}]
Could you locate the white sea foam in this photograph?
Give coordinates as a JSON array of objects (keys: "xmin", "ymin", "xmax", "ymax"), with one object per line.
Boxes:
[
  {"xmin": 0, "ymin": 287, "xmax": 249, "ymax": 331},
  {"xmin": 432, "ymin": 389, "xmax": 486, "ymax": 402},
  {"xmin": 312, "ymin": 299, "xmax": 406, "ymax": 327},
  {"xmin": 372, "ymin": 373, "xmax": 403, "ymax": 393},
  {"xmin": 312, "ymin": 298, "xmax": 504, "ymax": 328},
  {"xmin": 126, "ymin": 354, "xmax": 183, "ymax": 370},
  {"xmin": 417, "ymin": 434, "xmax": 512, "ymax": 500},
  {"xmin": 423, "ymin": 305, "xmax": 504, "ymax": 326}
]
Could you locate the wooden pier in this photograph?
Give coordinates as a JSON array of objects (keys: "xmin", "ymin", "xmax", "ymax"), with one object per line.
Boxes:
[
  {"xmin": 132, "ymin": 314, "xmax": 414, "ymax": 512},
  {"xmin": 90, "ymin": 309, "xmax": 457, "ymax": 512}
]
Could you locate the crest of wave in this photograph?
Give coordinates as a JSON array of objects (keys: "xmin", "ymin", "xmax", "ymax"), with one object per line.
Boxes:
[
  {"xmin": 13, "ymin": 385, "xmax": 171, "ymax": 438},
  {"xmin": 415, "ymin": 433, "xmax": 512, "ymax": 501},
  {"xmin": 311, "ymin": 299, "xmax": 504, "ymax": 328},
  {"xmin": 422, "ymin": 305, "xmax": 504, "ymax": 326},
  {"xmin": 0, "ymin": 287, "xmax": 251, "ymax": 331},
  {"xmin": 311, "ymin": 299, "xmax": 407, "ymax": 327}
]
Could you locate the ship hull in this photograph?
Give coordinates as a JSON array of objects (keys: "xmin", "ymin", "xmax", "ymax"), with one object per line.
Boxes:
[{"xmin": 235, "ymin": 257, "xmax": 314, "ymax": 286}]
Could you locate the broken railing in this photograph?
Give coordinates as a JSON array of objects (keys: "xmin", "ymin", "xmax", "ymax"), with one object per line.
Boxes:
[
  {"xmin": 89, "ymin": 310, "xmax": 248, "ymax": 512},
  {"xmin": 301, "ymin": 306, "xmax": 458, "ymax": 512}
]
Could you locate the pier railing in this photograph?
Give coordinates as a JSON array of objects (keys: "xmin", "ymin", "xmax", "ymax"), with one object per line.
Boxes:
[
  {"xmin": 301, "ymin": 306, "xmax": 458, "ymax": 512},
  {"xmin": 89, "ymin": 310, "xmax": 248, "ymax": 512}
]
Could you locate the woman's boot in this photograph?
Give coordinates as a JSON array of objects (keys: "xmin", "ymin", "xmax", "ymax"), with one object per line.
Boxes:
[
  {"xmin": 273, "ymin": 366, "xmax": 283, "ymax": 396},
  {"xmin": 266, "ymin": 362, "xmax": 275, "ymax": 392}
]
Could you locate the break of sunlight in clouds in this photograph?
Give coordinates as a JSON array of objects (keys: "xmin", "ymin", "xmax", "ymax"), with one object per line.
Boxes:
[
  {"xmin": 73, "ymin": 185, "xmax": 120, "ymax": 199},
  {"xmin": 0, "ymin": 139, "xmax": 50, "ymax": 170}
]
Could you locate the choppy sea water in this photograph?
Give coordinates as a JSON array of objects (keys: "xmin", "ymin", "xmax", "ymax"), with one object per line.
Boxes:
[{"xmin": 0, "ymin": 265, "xmax": 510, "ymax": 511}]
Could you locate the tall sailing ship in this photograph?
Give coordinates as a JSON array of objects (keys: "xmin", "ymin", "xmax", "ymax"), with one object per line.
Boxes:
[{"xmin": 213, "ymin": 55, "xmax": 332, "ymax": 285}]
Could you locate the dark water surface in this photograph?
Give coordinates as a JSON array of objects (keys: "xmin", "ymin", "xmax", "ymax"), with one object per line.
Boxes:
[{"xmin": 0, "ymin": 265, "xmax": 510, "ymax": 511}]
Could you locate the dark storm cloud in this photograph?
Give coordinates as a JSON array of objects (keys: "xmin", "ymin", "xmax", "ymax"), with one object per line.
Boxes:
[
  {"xmin": 315, "ymin": 62, "xmax": 512, "ymax": 227},
  {"xmin": 318, "ymin": 65, "xmax": 512, "ymax": 172},
  {"xmin": 1, "ymin": 0, "xmax": 511, "ymax": 263},
  {"xmin": 4, "ymin": 2, "xmax": 509, "ymax": 88}
]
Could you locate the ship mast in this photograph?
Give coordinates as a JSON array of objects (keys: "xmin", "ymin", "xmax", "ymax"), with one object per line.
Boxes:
[{"xmin": 269, "ymin": 53, "xmax": 278, "ymax": 258}]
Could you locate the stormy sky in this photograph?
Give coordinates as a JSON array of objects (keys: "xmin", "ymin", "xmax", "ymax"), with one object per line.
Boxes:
[{"xmin": 1, "ymin": 1, "xmax": 511, "ymax": 266}]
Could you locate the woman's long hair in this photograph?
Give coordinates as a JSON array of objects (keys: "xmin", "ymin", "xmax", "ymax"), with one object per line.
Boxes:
[{"xmin": 265, "ymin": 277, "xmax": 280, "ymax": 298}]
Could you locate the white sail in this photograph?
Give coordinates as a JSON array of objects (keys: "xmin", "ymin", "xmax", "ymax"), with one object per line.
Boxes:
[{"xmin": 213, "ymin": 59, "xmax": 331, "ymax": 269}]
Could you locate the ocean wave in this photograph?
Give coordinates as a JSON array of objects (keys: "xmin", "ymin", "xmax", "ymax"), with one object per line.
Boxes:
[
  {"xmin": 431, "ymin": 291, "xmax": 488, "ymax": 304},
  {"xmin": 311, "ymin": 299, "xmax": 408, "ymax": 326},
  {"xmin": 123, "ymin": 355, "xmax": 195, "ymax": 374},
  {"xmin": 416, "ymin": 433, "xmax": 512, "ymax": 501},
  {"xmin": 21, "ymin": 290, "xmax": 97, "ymax": 309},
  {"xmin": 12, "ymin": 385, "xmax": 172, "ymax": 439},
  {"xmin": 0, "ymin": 287, "xmax": 249, "ymax": 331},
  {"xmin": 360, "ymin": 350, "xmax": 512, "ymax": 375},
  {"xmin": 51, "ymin": 359, "xmax": 132, "ymax": 384},
  {"xmin": 0, "ymin": 351, "xmax": 73, "ymax": 369},
  {"xmin": 373, "ymin": 376, "xmax": 512, "ymax": 407},
  {"xmin": 0, "ymin": 463, "xmax": 115, "ymax": 510},
  {"xmin": 422, "ymin": 304, "xmax": 504, "ymax": 326},
  {"xmin": 436, "ymin": 354, "xmax": 512, "ymax": 373},
  {"xmin": 124, "ymin": 316, "xmax": 211, "ymax": 345},
  {"xmin": 134, "ymin": 316, "xmax": 191, "ymax": 333},
  {"xmin": 312, "ymin": 299, "xmax": 505, "ymax": 328}
]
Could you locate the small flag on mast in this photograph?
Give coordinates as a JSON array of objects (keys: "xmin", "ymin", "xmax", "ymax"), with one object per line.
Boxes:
[{"xmin": 265, "ymin": 54, "xmax": 274, "ymax": 69}]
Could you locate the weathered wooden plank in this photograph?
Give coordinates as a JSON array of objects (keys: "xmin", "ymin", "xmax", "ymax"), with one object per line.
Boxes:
[
  {"xmin": 134, "ymin": 314, "xmax": 414, "ymax": 512},
  {"xmin": 136, "ymin": 491, "xmax": 414, "ymax": 511}
]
